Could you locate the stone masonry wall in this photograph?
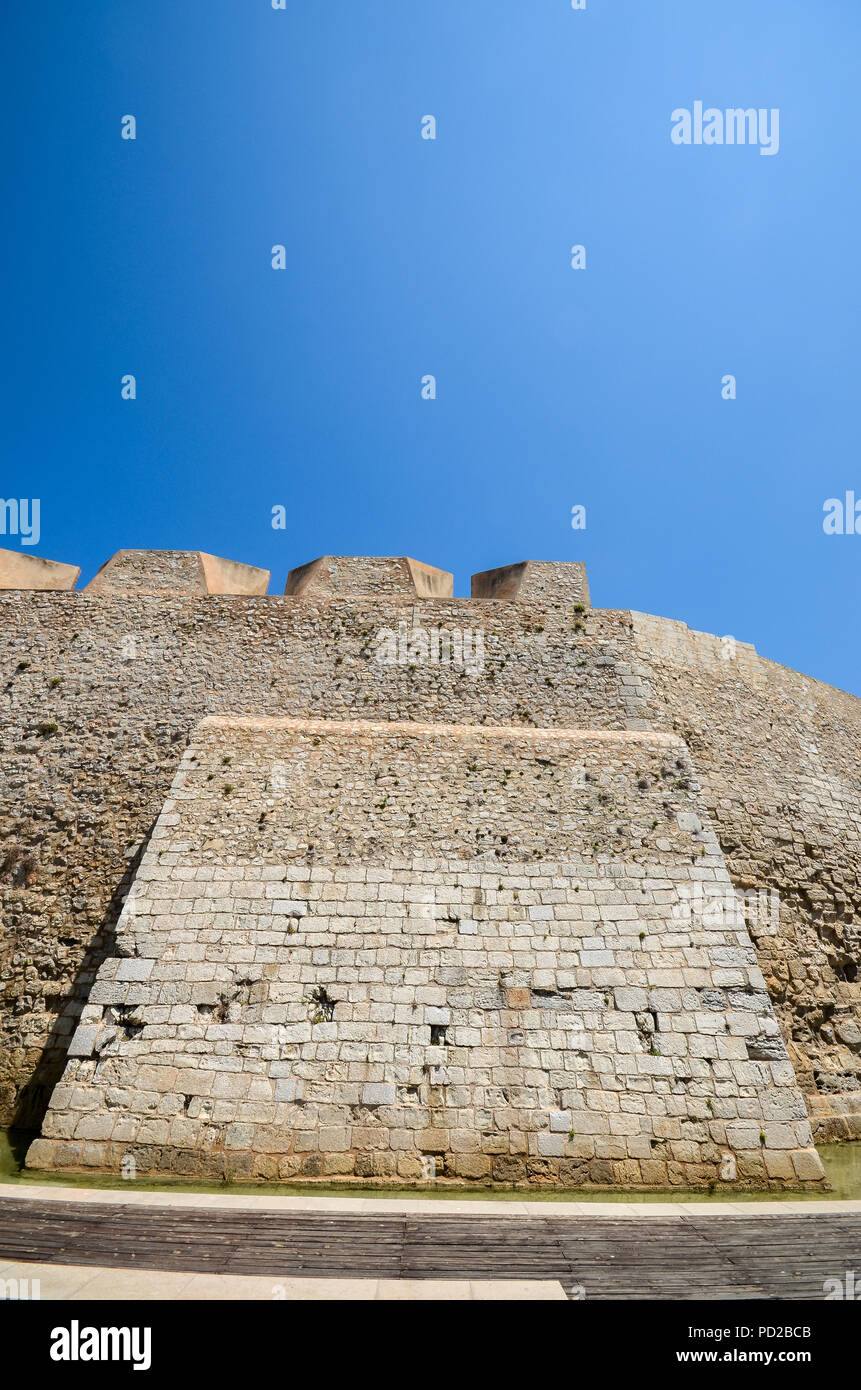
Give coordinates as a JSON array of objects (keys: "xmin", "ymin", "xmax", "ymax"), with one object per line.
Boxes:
[
  {"xmin": 26, "ymin": 717, "xmax": 825, "ymax": 1189},
  {"xmin": 2, "ymin": 582, "xmax": 860, "ymax": 1147},
  {"xmin": 629, "ymin": 614, "xmax": 861, "ymax": 1139},
  {"xmin": 0, "ymin": 591, "xmax": 636, "ymax": 1128}
]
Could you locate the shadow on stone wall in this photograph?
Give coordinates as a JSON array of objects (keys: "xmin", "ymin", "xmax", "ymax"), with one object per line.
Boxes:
[{"xmin": 10, "ymin": 822, "xmax": 158, "ymax": 1133}]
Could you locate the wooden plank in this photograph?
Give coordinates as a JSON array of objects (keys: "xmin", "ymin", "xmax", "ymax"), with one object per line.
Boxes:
[{"xmin": 1, "ymin": 1197, "xmax": 859, "ymax": 1299}]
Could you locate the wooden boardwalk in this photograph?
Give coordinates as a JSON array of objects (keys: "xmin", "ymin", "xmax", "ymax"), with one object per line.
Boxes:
[{"xmin": 1, "ymin": 1199, "xmax": 859, "ymax": 1299}]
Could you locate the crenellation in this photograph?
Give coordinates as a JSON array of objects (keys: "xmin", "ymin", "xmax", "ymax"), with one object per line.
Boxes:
[
  {"xmin": 285, "ymin": 555, "xmax": 453, "ymax": 598},
  {"xmin": 0, "ymin": 547, "xmax": 80, "ymax": 591},
  {"xmin": 85, "ymin": 550, "xmax": 270, "ymax": 596},
  {"xmin": 471, "ymin": 560, "xmax": 590, "ymax": 607}
]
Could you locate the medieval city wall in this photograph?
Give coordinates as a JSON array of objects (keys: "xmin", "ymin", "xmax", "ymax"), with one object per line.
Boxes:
[
  {"xmin": 26, "ymin": 716, "xmax": 824, "ymax": 1189},
  {"xmin": 1, "ymin": 559, "xmax": 860, "ymax": 1154},
  {"xmin": 628, "ymin": 613, "xmax": 861, "ymax": 1137},
  {"xmin": 0, "ymin": 587, "xmax": 635, "ymax": 1129}
]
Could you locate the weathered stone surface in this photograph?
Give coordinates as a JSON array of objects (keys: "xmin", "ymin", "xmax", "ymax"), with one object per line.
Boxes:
[
  {"xmin": 471, "ymin": 561, "xmax": 590, "ymax": 607},
  {"xmin": 66, "ymin": 1026, "xmax": 99, "ymax": 1058},
  {"xmin": 285, "ymin": 556, "xmax": 453, "ymax": 599},
  {"xmin": 274, "ymin": 1079, "xmax": 303, "ymax": 1104},
  {"xmin": 807, "ymin": 1091, "xmax": 861, "ymax": 1142},
  {"xmin": 115, "ymin": 959, "xmax": 153, "ymax": 982},
  {"xmin": 362, "ymin": 1084, "xmax": 396, "ymax": 1107},
  {"xmin": 25, "ymin": 716, "xmax": 824, "ymax": 1189},
  {"xmin": 0, "ymin": 548, "xmax": 80, "ymax": 591},
  {"xmin": 85, "ymin": 551, "xmax": 269, "ymax": 595}
]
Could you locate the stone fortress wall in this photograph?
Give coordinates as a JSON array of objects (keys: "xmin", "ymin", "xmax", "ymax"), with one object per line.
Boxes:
[
  {"xmin": 1, "ymin": 547, "xmax": 859, "ymax": 1184},
  {"xmin": 25, "ymin": 717, "xmax": 823, "ymax": 1188},
  {"xmin": 628, "ymin": 612, "xmax": 861, "ymax": 1140}
]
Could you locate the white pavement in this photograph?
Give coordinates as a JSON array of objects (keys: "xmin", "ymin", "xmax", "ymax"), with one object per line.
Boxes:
[
  {"xmin": 2, "ymin": 1181, "xmax": 860, "ymax": 1218},
  {"xmin": 0, "ymin": 1260, "xmax": 567, "ymax": 1301}
]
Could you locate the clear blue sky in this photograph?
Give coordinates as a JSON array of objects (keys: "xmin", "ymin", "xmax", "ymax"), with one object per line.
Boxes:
[{"xmin": 4, "ymin": 2, "xmax": 860, "ymax": 693}]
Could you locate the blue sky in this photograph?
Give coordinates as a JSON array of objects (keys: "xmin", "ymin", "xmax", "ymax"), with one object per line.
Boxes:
[{"xmin": 4, "ymin": 1, "xmax": 861, "ymax": 693}]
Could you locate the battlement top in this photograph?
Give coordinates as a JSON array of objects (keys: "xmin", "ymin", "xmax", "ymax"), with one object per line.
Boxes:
[
  {"xmin": 284, "ymin": 556, "xmax": 454, "ymax": 598},
  {"xmin": 84, "ymin": 550, "xmax": 270, "ymax": 595},
  {"xmin": 471, "ymin": 560, "xmax": 590, "ymax": 606},
  {"xmin": 0, "ymin": 547, "xmax": 80, "ymax": 591}
]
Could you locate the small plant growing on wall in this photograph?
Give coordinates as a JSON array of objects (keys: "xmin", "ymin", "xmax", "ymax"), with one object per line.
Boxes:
[{"xmin": 308, "ymin": 986, "xmax": 335, "ymax": 1023}]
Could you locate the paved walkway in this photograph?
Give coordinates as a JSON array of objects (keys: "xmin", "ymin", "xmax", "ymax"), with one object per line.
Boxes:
[
  {"xmin": 4, "ymin": 1182, "xmax": 860, "ymax": 1217},
  {"xmin": 1, "ymin": 1187, "xmax": 859, "ymax": 1299},
  {"xmin": 0, "ymin": 1260, "xmax": 565, "ymax": 1301}
]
